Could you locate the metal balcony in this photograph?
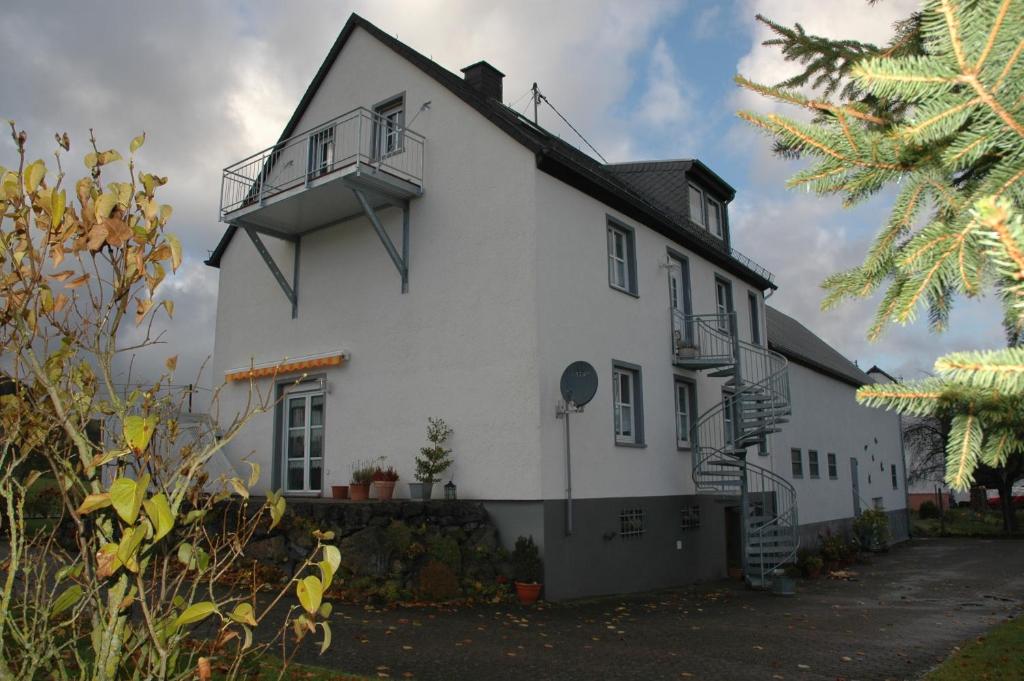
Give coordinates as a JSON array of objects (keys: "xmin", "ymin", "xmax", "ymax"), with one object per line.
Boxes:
[
  {"xmin": 220, "ymin": 107, "xmax": 425, "ymax": 236},
  {"xmin": 671, "ymin": 311, "xmax": 737, "ymax": 369}
]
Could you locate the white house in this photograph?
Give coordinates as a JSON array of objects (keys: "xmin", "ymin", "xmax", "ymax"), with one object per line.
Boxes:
[{"xmin": 206, "ymin": 14, "xmax": 908, "ymax": 599}]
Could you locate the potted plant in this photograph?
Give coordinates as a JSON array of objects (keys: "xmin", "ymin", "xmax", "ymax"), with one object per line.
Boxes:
[
  {"xmin": 372, "ymin": 464, "xmax": 399, "ymax": 501},
  {"xmin": 349, "ymin": 459, "xmax": 376, "ymax": 501},
  {"xmin": 330, "ymin": 484, "xmax": 349, "ymax": 500},
  {"xmin": 411, "ymin": 417, "xmax": 453, "ymax": 500},
  {"xmin": 797, "ymin": 548, "xmax": 823, "ymax": 579},
  {"xmin": 511, "ymin": 535, "xmax": 543, "ymax": 605}
]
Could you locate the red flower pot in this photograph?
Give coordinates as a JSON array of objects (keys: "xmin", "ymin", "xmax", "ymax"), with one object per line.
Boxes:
[
  {"xmin": 374, "ymin": 480, "xmax": 397, "ymax": 501},
  {"xmin": 330, "ymin": 485, "xmax": 349, "ymax": 500},
  {"xmin": 514, "ymin": 581, "xmax": 542, "ymax": 605},
  {"xmin": 349, "ymin": 482, "xmax": 370, "ymax": 501}
]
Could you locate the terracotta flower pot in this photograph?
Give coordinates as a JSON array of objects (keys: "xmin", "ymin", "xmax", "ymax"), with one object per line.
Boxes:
[
  {"xmin": 514, "ymin": 581, "xmax": 542, "ymax": 605},
  {"xmin": 349, "ymin": 482, "xmax": 370, "ymax": 501},
  {"xmin": 330, "ymin": 485, "xmax": 349, "ymax": 500},
  {"xmin": 374, "ymin": 480, "xmax": 397, "ymax": 501}
]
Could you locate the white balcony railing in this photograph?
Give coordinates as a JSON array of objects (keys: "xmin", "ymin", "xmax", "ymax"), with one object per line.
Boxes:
[{"xmin": 220, "ymin": 107, "xmax": 425, "ymax": 219}]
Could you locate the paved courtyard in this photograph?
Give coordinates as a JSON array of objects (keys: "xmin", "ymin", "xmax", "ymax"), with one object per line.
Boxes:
[{"xmin": 291, "ymin": 538, "xmax": 1024, "ymax": 680}]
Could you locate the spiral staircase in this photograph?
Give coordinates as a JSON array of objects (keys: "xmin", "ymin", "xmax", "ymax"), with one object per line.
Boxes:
[{"xmin": 673, "ymin": 310, "xmax": 799, "ymax": 588}]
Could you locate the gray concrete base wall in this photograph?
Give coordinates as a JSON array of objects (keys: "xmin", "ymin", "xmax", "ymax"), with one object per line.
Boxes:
[
  {"xmin": 798, "ymin": 508, "xmax": 911, "ymax": 551},
  {"xmin": 540, "ymin": 495, "xmax": 731, "ymax": 601}
]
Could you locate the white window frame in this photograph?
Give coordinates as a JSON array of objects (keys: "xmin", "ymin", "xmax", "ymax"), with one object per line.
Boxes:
[
  {"xmin": 612, "ymin": 363, "xmax": 643, "ymax": 446},
  {"xmin": 706, "ymin": 198, "xmax": 724, "ymax": 238},
  {"xmin": 668, "ymin": 253, "xmax": 693, "ymax": 346},
  {"xmin": 715, "ymin": 277, "xmax": 733, "ymax": 333},
  {"xmin": 373, "ymin": 96, "xmax": 405, "ymax": 159},
  {"xmin": 828, "ymin": 452, "xmax": 838, "ymax": 479},
  {"xmin": 722, "ymin": 390, "xmax": 736, "ymax": 447},
  {"xmin": 791, "ymin": 448, "xmax": 803, "ymax": 478},
  {"xmin": 307, "ymin": 126, "xmax": 335, "ymax": 177},
  {"xmin": 808, "ymin": 450, "xmax": 820, "ymax": 478},
  {"xmin": 674, "ymin": 378, "xmax": 694, "ymax": 449},
  {"xmin": 688, "ymin": 183, "xmax": 705, "ymax": 227},
  {"xmin": 607, "ymin": 225, "xmax": 630, "ymax": 291},
  {"xmin": 282, "ymin": 386, "xmax": 325, "ymax": 494}
]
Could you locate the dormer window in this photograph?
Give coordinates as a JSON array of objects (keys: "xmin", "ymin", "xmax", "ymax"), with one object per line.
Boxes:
[
  {"xmin": 688, "ymin": 184, "xmax": 705, "ymax": 226},
  {"xmin": 688, "ymin": 182, "xmax": 725, "ymax": 240}
]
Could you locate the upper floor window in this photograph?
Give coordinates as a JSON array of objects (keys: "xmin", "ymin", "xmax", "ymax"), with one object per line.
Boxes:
[
  {"xmin": 707, "ymin": 198, "xmax": 724, "ymax": 238},
  {"xmin": 613, "ymin": 362, "xmax": 644, "ymax": 446},
  {"xmin": 308, "ymin": 127, "xmax": 335, "ymax": 177},
  {"xmin": 688, "ymin": 183, "xmax": 725, "ymax": 239},
  {"xmin": 722, "ymin": 390, "xmax": 736, "ymax": 448},
  {"xmin": 688, "ymin": 184, "xmax": 705, "ymax": 226},
  {"xmin": 373, "ymin": 96, "xmax": 404, "ymax": 158},
  {"xmin": 674, "ymin": 378, "xmax": 695, "ymax": 449},
  {"xmin": 808, "ymin": 450, "xmax": 820, "ymax": 478},
  {"xmin": 715, "ymin": 277, "xmax": 734, "ymax": 332},
  {"xmin": 828, "ymin": 453, "xmax": 838, "ymax": 479},
  {"xmin": 607, "ymin": 220, "xmax": 638, "ymax": 296},
  {"xmin": 748, "ymin": 292, "xmax": 762, "ymax": 345}
]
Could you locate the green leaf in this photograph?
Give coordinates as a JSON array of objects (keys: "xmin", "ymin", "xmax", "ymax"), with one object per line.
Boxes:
[
  {"xmin": 94, "ymin": 191, "xmax": 116, "ymax": 220},
  {"xmin": 142, "ymin": 493, "xmax": 174, "ymax": 541},
  {"xmin": 115, "ymin": 524, "xmax": 148, "ymax": 572},
  {"xmin": 296, "ymin": 575, "xmax": 323, "ymax": 615},
  {"xmin": 319, "ymin": 621, "xmax": 332, "ymax": 655},
  {"xmin": 123, "ymin": 415, "xmax": 157, "ymax": 454},
  {"xmin": 51, "ymin": 585, "xmax": 83, "ymax": 617},
  {"xmin": 268, "ymin": 492, "xmax": 286, "ymax": 530},
  {"xmin": 177, "ymin": 543, "xmax": 193, "ymax": 567},
  {"xmin": 229, "ymin": 602, "xmax": 257, "ymax": 626},
  {"xmin": 76, "ymin": 493, "xmax": 111, "ymax": 515},
  {"xmin": 130, "ymin": 133, "xmax": 146, "ymax": 153},
  {"xmin": 318, "ymin": 602, "xmax": 332, "ymax": 618},
  {"xmin": 174, "ymin": 601, "xmax": 218, "ymax": 627},
  {"xmin": 242, "ymin": 624, "xmax": 253, "ymax": 650}
]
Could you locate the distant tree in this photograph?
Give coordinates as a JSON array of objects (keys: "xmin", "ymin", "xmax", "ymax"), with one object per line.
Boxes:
[{"xmin": 737, "ymin": 0, "xmax": 1024, "ymax": 491}]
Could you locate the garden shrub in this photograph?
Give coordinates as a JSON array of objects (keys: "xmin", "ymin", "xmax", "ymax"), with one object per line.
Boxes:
[
  {"xmin": 919, "ymin": 500, "xmax": 940, "ymax": 519},
  {"xmin": 416, "ymin": 559, "xmax": 460, "ymax": 601}
]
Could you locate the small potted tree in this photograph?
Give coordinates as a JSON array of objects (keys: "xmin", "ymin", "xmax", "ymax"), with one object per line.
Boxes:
[
  {"xmin": 372, "ymin": 464, "xmax": 399, "ymax": 501},
  {"xmin": 511, "ymin": 535, "xmax": 543, "ymax": 605},
  {"xmin": 411, "ymin": 417, "xmax": 453, "ymax": 500},
  {"xmin": 349, "ymin": 460, "xmax": 376, "ymax": 501}
]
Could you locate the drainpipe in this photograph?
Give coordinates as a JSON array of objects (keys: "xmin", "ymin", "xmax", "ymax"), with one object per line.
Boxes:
[{"xmin": 556, "ymin": 400, "xmax": 579, "ymax": 536}]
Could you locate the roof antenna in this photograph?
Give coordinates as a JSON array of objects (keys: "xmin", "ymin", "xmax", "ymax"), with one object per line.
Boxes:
[{"xmin": 532, "ymin": 83, "xmax": 540, "ymax": 125}]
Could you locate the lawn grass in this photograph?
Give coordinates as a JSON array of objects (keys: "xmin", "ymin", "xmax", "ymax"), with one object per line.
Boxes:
[
  {"xmin": 912, "ymin": 508, "xmax": 1024, "ymax": 538},
  {"xmin": 924, "ymin": 616, "xmax": 1024, "ymax": 680}
]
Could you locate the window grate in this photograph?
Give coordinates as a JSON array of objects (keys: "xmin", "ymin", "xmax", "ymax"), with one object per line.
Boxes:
[
  {"xmin": 680, "ymin": 505, "xmax": 701, "ymax": 530},
  {"xmin": 619, "ymin": 507, "xmax": 645, "ymax": 539}
]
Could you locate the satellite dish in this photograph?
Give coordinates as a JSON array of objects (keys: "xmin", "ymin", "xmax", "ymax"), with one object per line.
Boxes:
[{"xmin": 560, "ymin": 361, "xmax": 598, "ymax": 407}]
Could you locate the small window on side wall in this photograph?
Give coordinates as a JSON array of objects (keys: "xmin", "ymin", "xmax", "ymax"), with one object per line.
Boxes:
[
  {"xmin": 606, "ymin": 219, "xmax": 638, "ymax": 296},
  {"xmin": 828, "ymin": 453, "xmax": 838, "ymax": 479},
  {"xmin": 791, "ymin": 448, "xmax": 803, "ymax": 478}
]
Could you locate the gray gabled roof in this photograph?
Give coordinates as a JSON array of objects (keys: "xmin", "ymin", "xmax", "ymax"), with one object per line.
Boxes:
[
  {"xmin": 205, "ymin": 14, "xmax": 775, "ymax": 290},
  {"xmin": 766, "ymin": 306, "xmax": 873, "ymax": 388}
]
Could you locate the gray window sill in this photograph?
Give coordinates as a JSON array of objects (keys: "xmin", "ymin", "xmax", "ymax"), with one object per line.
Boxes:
[{"xmin": 616, "ymin": 441, "xmax": 647, "ymax": 449}]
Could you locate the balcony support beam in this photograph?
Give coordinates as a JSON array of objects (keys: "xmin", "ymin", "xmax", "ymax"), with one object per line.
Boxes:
[
  {"xmin": 243, "ymin": 225, "xmax": 300, "ymax": 318},
  {"xmin": 353, "ymin": 189, "xmax": 409, "ymax": 293}
]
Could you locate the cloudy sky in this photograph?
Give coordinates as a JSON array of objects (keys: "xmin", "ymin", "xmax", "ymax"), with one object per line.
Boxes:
[{"xmin": 1, "ymin": 0, "xmax": 1005, "ymax": 391}]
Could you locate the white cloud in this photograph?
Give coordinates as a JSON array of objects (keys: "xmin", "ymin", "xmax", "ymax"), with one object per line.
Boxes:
[{"xmin": 636, "ymin": 39, "xmax": 691, "ymax": 128}]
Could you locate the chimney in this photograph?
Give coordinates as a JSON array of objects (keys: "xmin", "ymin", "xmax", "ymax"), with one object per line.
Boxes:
[{"xmin": 461, "ymin": 61, "xmax": 505, "ymax": 102}]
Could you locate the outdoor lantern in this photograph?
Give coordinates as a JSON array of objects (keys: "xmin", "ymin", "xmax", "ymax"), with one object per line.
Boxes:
[{"xmin": 444, "ymin": 480, "xmax": 457, "ymax": 500}]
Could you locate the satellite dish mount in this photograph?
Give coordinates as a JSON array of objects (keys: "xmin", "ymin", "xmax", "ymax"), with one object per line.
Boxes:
[{"xmin": 556, "ymin": 361, "xmax": 598, "ymax": 537}]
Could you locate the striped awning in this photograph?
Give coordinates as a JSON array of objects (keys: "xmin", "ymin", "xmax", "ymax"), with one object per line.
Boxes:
[{"xmin": 225, "ymin": 352, "xmax": 346, "ymax": 382}]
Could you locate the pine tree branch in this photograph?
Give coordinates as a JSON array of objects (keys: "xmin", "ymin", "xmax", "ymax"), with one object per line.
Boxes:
[
  {"xmin": 939, "ymin": 0, "xmax": 969, "ymax": 71},
  {"xmin": 974, "ymin": 0, "xmax": 1013, "ymax": 73},
  {"xmin": 961, "ymin": 73, "xmax": 1024, "ymax": 137},
  {"xmin": 992, "ymin": 39, "xmax": 1024, "ymax": 92}
]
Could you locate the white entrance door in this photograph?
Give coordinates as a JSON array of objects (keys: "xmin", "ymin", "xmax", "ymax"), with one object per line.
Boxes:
[{"xmin": 283, "ymin": 389, "xmax": 324, "ymax": 493}]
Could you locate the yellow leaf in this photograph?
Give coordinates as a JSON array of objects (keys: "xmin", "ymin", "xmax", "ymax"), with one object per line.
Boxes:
[
  {"xmin": 123, "ymin": 414, "xmax": 157, "ymax": 454},
  {"xmin": 322, "ymin": 545, "xmax": 341, "ymax": 574},
  {"xmin": 319, "ymin": 621, "xmax": 332, "ymax": 655},
  {"xmin": 90, "ymin": 449, "xmax": 130, "ymax": 468},
  {"xmin": 76, "ymin": 492, "xmax": 111, "ymax": 515},
  {"xmin": 65, "ymin": 273, "xmax": 90, "ymax": 290},
  {"xmin": 165, "ymin": 355, "xmax": 178, "ymax": 372},
  {"xmin": 228, "ymin": 477, "xmax": 249, "ymax": 499},
  {"xmin": 84, "ymin": 152, "xmax": 97, "ymax": 169},
  {"xmin": 319, "ymin": 561, "xmax": 335, "ymax": 590},
  {"xmin": 25, "ymin": 159, "xmax": 45, "ymax": 193},
  {"xmin": 229, "ymin": 602, "xmax": 257, "ymax": 627},
  {"xmin": 174, "ymin": 601, "xmax": 218, "ymax": 627},
  {"xmin": 115, "ymin": 523, "xmax": 147, "ymax": 571},
  {"xmin": 130, "ymin": 133, "xmax": 146, "ymax": 153},
  {"xmin": 51, "ymin": 189, "xmax": 66, "ymax": 227},
  {"xmin": 94, "ymin": 192, "xmax": 116, "ymax": 220},
  {"xmin": 296, "ymin": 575, "xmax": 323, "ymax": 615},
  {"xmin": 165, "ymin": 232, "xmax": 182, "ymax": 272},
  {"xmin": 109, "ymin": 477, "xmax": 139, "ymax": 524},
  {"xmin": 142, "ymin": 493, "xmax": 174, "ymax": 541},
  {"xmin": 162, "ymin": 299, "xmax": 174, "ymax": 319}
]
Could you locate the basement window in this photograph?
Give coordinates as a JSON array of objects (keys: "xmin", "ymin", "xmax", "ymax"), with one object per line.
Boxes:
[
  {"xmin": 620, "ymin": 507, "xmax": 645, "ymax": 539},
  {"xmin": 680, "ymin": 505, "xmax": 701, "ymax": 530}
]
